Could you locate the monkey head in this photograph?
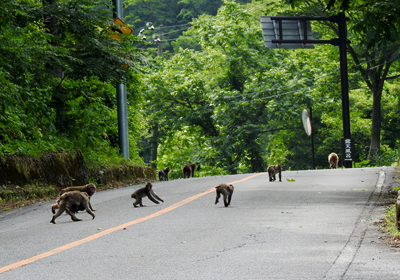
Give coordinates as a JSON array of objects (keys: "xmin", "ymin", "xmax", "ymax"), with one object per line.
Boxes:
[
  {"xmin": 86, "ymin": 183, "xmax": 97, "ymax": 196},
  {"xmin": 146, "ymin": 182, "xmax": 152, "ymax": 190}
]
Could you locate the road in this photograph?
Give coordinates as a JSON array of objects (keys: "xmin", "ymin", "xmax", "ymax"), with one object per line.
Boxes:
[{"xmin": 0, "ymin": 167, "xmax": 399, "ymax": 279}]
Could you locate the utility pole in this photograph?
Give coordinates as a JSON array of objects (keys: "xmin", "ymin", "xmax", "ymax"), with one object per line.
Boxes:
[
  {"xmin": 150, "ymin": 25, "xmax": 164, "ymax": 170},
  {"xmin": 112, "ymin": 0, "xmax": 129, "ymax": 160},
  {"xmin": 310, "ymin": 107, "xmax": 315, "ymax": 169},
  {"xmin": 337, "ymin": 13, "xmax": 352, "ymax": 168},
  {"xmin": 158, "ymin": 25, "xmax": 163, "ymax": 57}
]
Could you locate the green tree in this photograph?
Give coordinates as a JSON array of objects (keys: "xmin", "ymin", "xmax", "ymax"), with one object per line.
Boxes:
[
  {"xmin": 141, "ymin": 0, "xmax": 396, "ymax": 173},
  {"xmin": 282, "ymin": 0, "xmax": 400, "ymax": 162},
  {"xmin": 1, "ymin": 0, "xmax": 58, "ymax": 155},
  {"xmin": 124, "ymin": 0, "xmax": 252, "ymax": 55},
  {"xmin": 141, "ymin": 0, "xmax": 319, "ymax": 173},
  {"xmin": 0, "ymin": 0, "xmax": 145, "ymax": 165}
]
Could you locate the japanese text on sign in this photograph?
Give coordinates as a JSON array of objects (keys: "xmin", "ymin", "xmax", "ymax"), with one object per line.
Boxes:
[{"xmin": 343, "ymin": 138, "xmax": 352, "ymax": 161}]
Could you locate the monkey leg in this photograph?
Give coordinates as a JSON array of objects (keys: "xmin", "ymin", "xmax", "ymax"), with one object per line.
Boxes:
[
  {"xmin": 85, "ymin": 208, "xmax": 95, "ymax": 220},
  {"xmin": 148, "ymin": 195, "xmax": 160, "ymax": 205},
  {"xmin": 133, "ymin": 197, "xmax": 143, "ymax": 207},
  {"xmin": 268, "ymin": 172, "xmax": 273, "ymax": 181},
  {"xmin": 151, "ymin": 190, "xmax": 164, "ymax": 203},
  {"xmin": 215, "ymin": 192, "xmax": 221, "ymax": 205},
  {"xmin": 223, "ymin": 194, "xmax": 230, "ymax": 207},
  {"xmin": 81, "ymin": 200, "xmax": 96, "ymax": 219},
  {"xmin": 50, "ymin": 205, "xmax": 66, "ymax": 224},
  {"xmin": 65, "ymin": 209, "xmax": 82, "ymax": 221},
  {"xmin": 88, "ymin": 201, "xmax": 96, "ymax": 211},
  {"xmin": 278, "ymin": 172, "xmax": 282, "ymax": 182},
  {"xmin": 227, "ymin": 193, "xmax": 232, "ymax": 206}
]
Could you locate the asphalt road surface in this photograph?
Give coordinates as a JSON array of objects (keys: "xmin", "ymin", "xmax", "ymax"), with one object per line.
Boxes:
[{"xmin": 1, "ymin": 167, "xmax": 400, "ymax": 279}]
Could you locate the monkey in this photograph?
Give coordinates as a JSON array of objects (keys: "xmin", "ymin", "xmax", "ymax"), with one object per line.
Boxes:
[
  {"xmin": 50, "ymin": 191, "xmax": 95, "ymax": 224},
  {"xmin": 59, "ymin": 183, "xmax": 97, "ymax": 196},
  {"xmin": 182, "ymin": 164, "xmax": 191, "ymax": 178},
  {"xmin": 52, "ymin": 183, "xmax": 96, "ymax": 214},
  {"xmin": 328, "ymin": 153, "xmax": 339, "ymax": 169},
  {"xmin": 267, "ymin": 164, "xmax": 283, "ymax": 182},
  {"xmin": 215, "ymin": 184, "xmax": 234, "ymax": 207},
  {"xmin": 183, "ymin": 163, "xmax": 197, "ymax": 178},
  {"xmin": 131, "ymin": 182, "xmax": 164, "ymax": 207},
  {"xmin": 158, "ymin": 167, "xmax": 171, "ymax": 181}
]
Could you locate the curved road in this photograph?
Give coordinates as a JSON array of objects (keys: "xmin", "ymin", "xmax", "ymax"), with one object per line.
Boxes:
[{"xmin": 0, "ymin": 167, "xmax": 399, "ymax": 279}]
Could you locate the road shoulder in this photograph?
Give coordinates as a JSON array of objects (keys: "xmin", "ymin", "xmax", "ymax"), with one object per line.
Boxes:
[{"xmin": 344, "ymin": 166, "xmax": 400, "ymax": 279}]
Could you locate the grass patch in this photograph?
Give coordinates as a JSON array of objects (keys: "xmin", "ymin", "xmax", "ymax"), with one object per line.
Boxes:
[
  {"xmin": 0, "ymin": 183, "xmax": 58, "ymax": 211},
  {"xmin": 0, "ymin": 184, "xmax": 58, "ymax": 201},
  {"xmin": 384, "ymin": 203, "xmax": 400, "ymax": 239}
]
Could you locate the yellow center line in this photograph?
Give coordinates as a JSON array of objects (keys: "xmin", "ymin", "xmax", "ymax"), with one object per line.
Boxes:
[{"xmin": 0, "ymin": 173, "xmax": 265, "ymax": 274}]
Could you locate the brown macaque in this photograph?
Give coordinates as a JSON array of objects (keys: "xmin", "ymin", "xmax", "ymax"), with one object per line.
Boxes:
[
  {"xmin": 215, "ymin": 184, "xmax": 234, "ymax": 207},
  {"xmin": 158, "ymin": 167, "xmax": 171, "ymax": 181},
  {"xmin": 328, "ymin": 153, "xmax": 339, "ymax": 169},
  {"xmin": 52, "ymin": 183, "xmax": 96, "ymax": 213},
  {"xmin": 131, "ymin": 182, "xmax": 164, "ymax": 208},
  {"xmin": 267, "ymin": 164, "xmax": 283, "ymax": 182},
  {"xmin": 50, "ymin": 191, "xmax": 95, "ymax": 224},
  {"xmin": 183, "ymin": 163, "xmax": 197, "ymax": 178}
]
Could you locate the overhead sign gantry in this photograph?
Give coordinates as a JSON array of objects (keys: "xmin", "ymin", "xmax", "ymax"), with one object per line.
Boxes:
[{"xmin": 260, "ymin": 13, "xmax": 353, "ymax": 168}]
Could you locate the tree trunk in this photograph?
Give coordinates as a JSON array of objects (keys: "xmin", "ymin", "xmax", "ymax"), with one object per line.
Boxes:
[
  {"xmin": 150, "ymin": 124, "xmax": 158, "ymax": 170},
  {"xmin": 346, "ymin": 45, "xmax": 394, "ymax": 163},
  {"xmin": 368, "ymin": 88, "xmax": 382, "ymax": 161},
  {"xmin": 365, "ymin": 54, "xmax": 392, "ymax": 162},
  {"xmin": 42, "ymin": 0, "xmax": 64, "ymax": 79}
]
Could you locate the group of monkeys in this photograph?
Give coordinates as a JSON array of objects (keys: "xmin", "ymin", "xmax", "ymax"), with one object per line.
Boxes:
[
  {"xmin": 158, "ymin": 163, "xmax": 197, "ymax": 182},
  {"xmin": 50, "ymin": 157, "xmax": 338, "ymax": 224},
  {"xmin": 49, "ymin": 181, "xmax": 235, "ymax": 224},
  {"xmin": 50, "ymin": 163, "xmax": 283, "ymax": 224},
  {"xmin": 50, "ymin": 183, "xmax": 97, "ymax": 224}
]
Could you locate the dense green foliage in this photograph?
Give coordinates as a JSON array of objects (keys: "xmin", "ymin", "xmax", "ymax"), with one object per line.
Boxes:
[
  {"xmin": 284, "ymin": 0, "xmax": 400, "ymax": 161},
  {"xmin": 141, "ymin": 0, "xmax": 400, "ymax": 173},
  {"xmin": 1, "ymin": 0, "xmax": 399, "ymax": 177},
  {"xmin": 124, "ymin": 0, "xmax": 251, "ymax": 54},
  {"xmin": 0, "ymin": 0, "xmax": 144, "ymax": 167}
]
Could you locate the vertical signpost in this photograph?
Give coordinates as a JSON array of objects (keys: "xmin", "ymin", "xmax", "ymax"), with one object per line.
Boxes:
[
  {"xmin": 112, "ymin": 0, "xmax": 129, "ymax": 160},
  {"xmin": 337, "ymin": 13, "xmax": 352, "ymax": 168},
  {"xmin": 261, "ymin": 13, "xmax": 353, "ymax": 168}
]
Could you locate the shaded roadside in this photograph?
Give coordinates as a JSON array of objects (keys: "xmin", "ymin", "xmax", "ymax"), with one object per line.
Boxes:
[{"xmin": 341, "ymin": 166, "xmax": 400, "ymax": 279}]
